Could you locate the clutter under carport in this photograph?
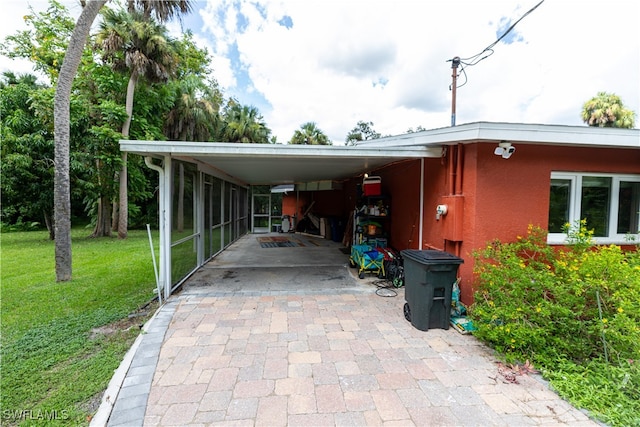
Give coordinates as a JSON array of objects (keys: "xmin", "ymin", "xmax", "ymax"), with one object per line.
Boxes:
[{"xmin": 346, "ymin": 176, "xmax": 394, "ymax": 277}]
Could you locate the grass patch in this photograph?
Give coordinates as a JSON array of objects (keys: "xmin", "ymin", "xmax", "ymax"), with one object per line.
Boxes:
[{"xmin": 1, "ymin": 228, "xmax": 158, "ymax": 426}]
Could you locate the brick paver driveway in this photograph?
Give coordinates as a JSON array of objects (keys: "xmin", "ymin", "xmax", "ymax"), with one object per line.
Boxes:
[{"xmin": 138, "ymin": 289, "xmax": 595, "ymax": 426}]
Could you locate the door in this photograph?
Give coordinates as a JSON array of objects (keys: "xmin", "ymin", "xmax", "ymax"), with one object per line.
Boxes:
[{"xmin": 252, "ymin": 190, "xmax": 271, "ymax": 233}]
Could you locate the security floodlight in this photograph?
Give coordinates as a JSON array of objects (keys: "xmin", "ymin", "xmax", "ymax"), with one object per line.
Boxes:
[{"xmin": 494, "ymin": 141, "xmax": 515, "ymax": 159}]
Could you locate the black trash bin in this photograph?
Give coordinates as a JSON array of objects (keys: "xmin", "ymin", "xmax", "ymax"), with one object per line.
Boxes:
[{"xmin": 400, "ymin": 249, "xmax": 463, "ymax": 331}]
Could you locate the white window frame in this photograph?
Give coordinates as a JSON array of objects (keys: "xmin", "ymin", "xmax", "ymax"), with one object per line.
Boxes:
[{"xmin": 548, "ymin": 172, "xmax": 640, "ymax": 245}]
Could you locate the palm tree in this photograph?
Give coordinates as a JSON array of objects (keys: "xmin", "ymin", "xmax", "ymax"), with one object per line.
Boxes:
[
  {"xmin": 128, "ymin": 0, "xmax": 191, "ymax": 21},
  {"xmin": 222, "ymin": 103, "xmax": 271, "ymax": 143},
  {"xmin": 290, "ymin": 122, "xmax": 331, "ymax": 145},
  {"xmin": 164, "ymin": 75, "xmax": 221, "ymax": 141},
  {"xmin": 54, "ymin": 0, "xmax": 105, "ymax": 281},
  {"xmin": 53, "ymin": 0, "xmax": 192, "ymax": 281},
  {"xmin": 581, "ymin": 92, "xmax": 636, "ymax": 128},
  {"xmin": 97, "ymin": 7, "xmax": 179, "ymax": 238},
  {"xmin": 1, "ymin": 71, "xmax": 39, "ymax": 87}
]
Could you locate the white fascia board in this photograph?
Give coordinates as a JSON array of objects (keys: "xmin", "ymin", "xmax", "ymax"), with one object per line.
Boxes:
[
  {"xmin": 358, "ymin": 122, "xmax": 640, "ymax": 149},
  {"xmin": 119, "ymin": 140, "xmax": 440, "ymax": 159}
]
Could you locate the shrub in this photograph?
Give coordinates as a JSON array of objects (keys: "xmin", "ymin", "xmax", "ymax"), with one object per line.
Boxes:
[
  {"xmin": 470, "ymin": 222, "xmax": 640, "ymax": 425},
  {"xmin": 0, "ymin": 220, "xmax": 42, "ymax": 232}
]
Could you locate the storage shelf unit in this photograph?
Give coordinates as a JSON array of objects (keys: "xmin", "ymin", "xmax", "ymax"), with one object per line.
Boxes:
[{"xmin": 353, "ymin": 195, "xmax": 390, "ymax": 247}]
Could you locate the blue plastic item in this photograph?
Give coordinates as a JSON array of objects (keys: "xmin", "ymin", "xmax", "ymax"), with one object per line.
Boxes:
[{"xmin": 350, "ymin": 244, "xmax": 385, "ymax": 279}]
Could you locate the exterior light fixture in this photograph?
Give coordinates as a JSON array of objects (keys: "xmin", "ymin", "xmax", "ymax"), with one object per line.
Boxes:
[{"xmin": 494, "ymin": 141, "xmax": 515, "ymax": 159}]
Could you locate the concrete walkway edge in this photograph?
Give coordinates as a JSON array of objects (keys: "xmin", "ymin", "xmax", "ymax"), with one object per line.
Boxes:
[{"xmin": 91, "ymin": 300, "xmax": 177, "ymax": 427}]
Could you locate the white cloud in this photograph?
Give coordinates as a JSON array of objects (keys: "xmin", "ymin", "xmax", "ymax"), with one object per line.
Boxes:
[
  {"xmin": 2, "ymin": 0, "xmax": 638, "ymax": 144},
  {"xmin": 203, "ymin": 0, "xmax": 639, "ymax": 142}
]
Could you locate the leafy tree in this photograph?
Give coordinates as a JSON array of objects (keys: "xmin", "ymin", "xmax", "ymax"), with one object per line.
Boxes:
[
  {"xmin": 164, "ymin": 75, "xmax": 221, "ymax": 141},
  {"xmin": 96, "ymin": 6, "xmax": 179, "ymax": 238},
  {"xmin": 221, "ymin": 102, "xmax": 271, "ymax": 143},
  {"xmin": 0, "ymin": 0, "xmax": 75, "ymax": 84},
  {"xmin": 0, "ymin": 73, "xmax": 55, "ymax": 234},
  {"xmin": 290, "ymin": 121, "xmax": 331, "ymax": 145},
  {"xmin": 1, "ymin": 0, "xmax": 193, "ymax": 277},
  {"xmin": 407, "ymin": 125, "xmax": 427, "ymax": 133},
  {"xmin": 3, "ymin": 0, "xmax": 128, "ymax": 238},
  {"xmin": 3, "ymin": 0, "xmax": 85, "ymax": 258},
  {"xmin": 173, "ymin": 30, "xmax": 214, "ymax": 80},
  {"xmin": 164, "ymin": 31, "xmax": 224, "ymax": 141},
  {"xmin": 581, "ymin": 92, "xmax": 636, "ymax": 128},
  {"xmin": 73, "ymin": 57, "xmax": 168, "ymax": 234},
  {"xmin": 345, "ymin": 120, "xmax": 380, "ymax": 145},
  {"xmin": 1, "ymin": 0, "xmax": 192, "ymax": 233},
  {"xmin": 51, "ymin": 0, "xmax": 192, "ymax": 280}
]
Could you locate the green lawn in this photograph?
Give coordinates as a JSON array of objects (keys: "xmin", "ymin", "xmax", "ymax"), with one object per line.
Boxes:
[{"xmin": 1, "ymin": 229, "xmax": 159, "ymax": 426}]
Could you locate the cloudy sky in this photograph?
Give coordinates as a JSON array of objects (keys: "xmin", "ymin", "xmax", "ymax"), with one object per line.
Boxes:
[{"xmin": 2, "ymin": 0, "xmax": 639, "ymax": 144}]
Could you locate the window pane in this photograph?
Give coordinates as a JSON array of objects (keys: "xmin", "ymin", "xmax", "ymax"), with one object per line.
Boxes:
[
  {"xmin": 204, "ymin": 182, "xmax": 212, "ymax": 259},
  {"xmin": 224, "ymin": 183, "xmax": 232, "ymax": 221},
  {"xmin": 581, "ymin": 177, "xmax": 611, "ymax": 237},
  {"xmin": 254, "ymin": 195, "xmax": 270, "ymax": 214},
  {"xmin": 171, "ymin": 161, "xmax": 196, "ymax": 240},
  {"xmin": 171, "ymin": 238, "xmax": 198, "ymax": 283},
  {"xmin": 617, "ymin": 181, "xmax": 640, "ymax": 234},
  {"xmin": 271, "ymin": 193, "xmax": 283, "ymax": 217},
  {"xmin": 549, "ymin": 179, "xmax": 571, "ymax": 233},
  {"xmin": 212, "ymin": 178, "xmax": 222, "ymax": 226}
]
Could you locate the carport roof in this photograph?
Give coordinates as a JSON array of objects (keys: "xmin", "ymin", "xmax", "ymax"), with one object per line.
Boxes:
[
  {"xmin": 120, "ymin": 121, "xmax": 640, "ymax": 186},
  {"xmin": 120, "ymin": 140, "xmax": 440, "ymax": 186}
]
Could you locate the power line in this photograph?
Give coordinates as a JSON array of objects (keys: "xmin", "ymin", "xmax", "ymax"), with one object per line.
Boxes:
[
  {"xmin": 447, "ymin": 0, "xmax": 545, "ymax": 125},
  {"xmin": 448, "ymin": 0, "xmax": 545, "ymax": 89}
]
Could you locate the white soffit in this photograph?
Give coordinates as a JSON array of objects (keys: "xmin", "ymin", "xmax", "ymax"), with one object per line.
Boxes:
[{"xmin": 120, "ymin": 141, "xmax": 439, "ymax": 186}]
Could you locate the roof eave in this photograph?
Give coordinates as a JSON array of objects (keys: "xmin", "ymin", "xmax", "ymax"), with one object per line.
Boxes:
[{"xmin": 358, "ymin": 121, "xmax": 640, "ymax": 149}]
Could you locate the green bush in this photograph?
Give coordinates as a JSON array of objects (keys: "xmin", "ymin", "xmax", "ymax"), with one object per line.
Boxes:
[
  {"xmin": 470, "ymin": 222, "xmax": 640, "ymax": 426},
  {"xmin": 0, "ymin": 220, "xmax": 42, "ymax": 232}
]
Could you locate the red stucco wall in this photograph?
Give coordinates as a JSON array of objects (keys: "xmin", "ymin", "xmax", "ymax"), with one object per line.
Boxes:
[
  {"xmin": 472, "ymin": 143, "xmax": 640, "ymax": 247},
  {"xmin": 283, "ymin": 143, "xmax": 639, "ymax": 305},
  {"xmin": 376, "ymin": 143, "xmax": 640, "ymax": 305},
  {"xmin": 373, "ymin": 160, "xmax": 423, "ymax": 250}
]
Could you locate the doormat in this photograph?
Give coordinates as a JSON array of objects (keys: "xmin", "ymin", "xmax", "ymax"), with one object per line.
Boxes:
[{"xmin": 257, "ymin": 236, "xmax": 304, "ymax": 248}]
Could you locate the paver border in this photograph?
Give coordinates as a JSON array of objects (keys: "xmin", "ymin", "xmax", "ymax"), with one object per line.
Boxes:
[{"xmin": 91, "ymin": 300, "xmax": 177, "ymax": 427}]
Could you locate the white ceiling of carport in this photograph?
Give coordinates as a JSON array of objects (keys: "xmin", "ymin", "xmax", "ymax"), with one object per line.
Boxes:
[{"xmin": 120, "ymin": 141, "xmax": 441, "ymax": 186}]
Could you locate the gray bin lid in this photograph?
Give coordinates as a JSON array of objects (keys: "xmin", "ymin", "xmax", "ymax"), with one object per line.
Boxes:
[{"xmin": 401, "ymin": 249, "xmax": 464, "ymax": 265}]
